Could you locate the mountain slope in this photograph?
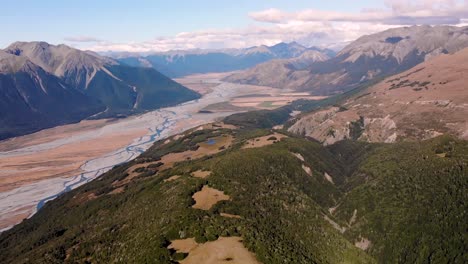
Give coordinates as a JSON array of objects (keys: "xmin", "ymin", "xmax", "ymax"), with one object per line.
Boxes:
[
  {"xmin": 117, "ymin": 42, "xmax": 334, "ymax": 77},
  {"xmin": 5, "ymin": 42, "xmax": 201, "ymax": 113},
  {"xmin": 222, "ymin": 50, "xmax": 329, "ymax": 89},
  {"xmin": 0, "ymin": 123, "xmax": 465, "ymax": 263},
  {"xmin": 0, "ymin": 42, "xmax": 200, "ymax": 139},
  {"xmin": 226, "ymin": 25, "xmax": 468, "ymax": 95},
  {"xmin": 331, "ymin": 137, "xmax": 468, "ymax": 263},
  {"xmin": 288, "ymin": 47, "xmax": 468, "ymax": 144},
  {"xmin": 0, "ymin": 50, "xmax": 104, "ymax": 139}
]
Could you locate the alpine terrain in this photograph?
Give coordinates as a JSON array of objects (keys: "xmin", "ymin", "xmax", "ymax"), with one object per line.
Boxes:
[
  {"xmin": 225, "ymin": 25, "xmax": 468, "ymax": 95},
  {"xmin": 0, "ymin": 42, "xmax": 200, "ymax": 140},
  {"xmin": 115, "ymin": 42, "xmax": 334, "ymax": 78},
  {"xmin": 1, "ymin": 3, "xmax": 467, "ymax": 264}
]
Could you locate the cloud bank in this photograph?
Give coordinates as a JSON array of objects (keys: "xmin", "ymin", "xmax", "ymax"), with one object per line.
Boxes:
[
  {"xmin": 66, "ymin": 0, "xmax": 468, "ymax": 53},
  {"xmin": 250, "ymin": 0, "xmax": 468, "ymax": 25}
]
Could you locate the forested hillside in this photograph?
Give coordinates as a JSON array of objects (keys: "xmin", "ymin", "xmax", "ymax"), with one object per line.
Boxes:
[{"xmin": 1, "ymin": 121, "xmax": 466, "ymax": 263}]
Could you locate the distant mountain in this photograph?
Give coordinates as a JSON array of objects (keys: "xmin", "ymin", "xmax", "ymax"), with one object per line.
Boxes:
[
  {"xmin": 222, "ymin": 50, "xmax": 329, "ymax": 88},
  {"xmin": 0, "ymin": 42, "xmax": 200, "ymax": 140},
  {"xmin": 288, "ymin": 47, "xmax": 468, "ymax": 144},
  {"xmin": 115, "ymin": 42, "xmax": 335, "ymax": 77},
  {"xmin": 225, "ymin": 25, "xmax": 468, "ymax": 95}
]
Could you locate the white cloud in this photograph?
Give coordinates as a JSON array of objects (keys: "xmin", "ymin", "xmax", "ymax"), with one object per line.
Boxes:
[
  {"xmin": 250, "ymin": 0, "xmax": 468, "ymax": 25},
  {"xmin": 78, "ymin": 0, "xmax": 468, "ymax": 52},
  {"xmin": 84, "ymin": 22, "xmax": 398, "ymax": 53}
]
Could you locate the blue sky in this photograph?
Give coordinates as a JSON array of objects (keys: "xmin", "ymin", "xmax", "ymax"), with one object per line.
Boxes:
[{"xmin": 1, "ymin": 0, "xmax": 466, "ymax": 51}]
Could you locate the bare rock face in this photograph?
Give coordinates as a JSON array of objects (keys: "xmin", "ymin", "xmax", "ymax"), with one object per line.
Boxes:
[
  {"xmin": 288, "ymin": 50, "xmax": 330, "ymax": 69},
  {"xmin": 0, "ymin": 50, "xmax": 29, "ymax": 73},
  {"xmin": 361, "ymin": 116, "xmax": 397, "ymax": 143},
  {"xmin": 289, "ymin": 47, "xmax": 468, "ymax": 143},
  {"xmin": 339, "ymin": 25, "xmax": 468, "ymax": 64},
  {"xmin": 5, "ymin": 41, "xmax": 118, "ymax": 89},
  {"xmin": 288, "ymin": 107, "xmax": 360, "ymax": 145}
]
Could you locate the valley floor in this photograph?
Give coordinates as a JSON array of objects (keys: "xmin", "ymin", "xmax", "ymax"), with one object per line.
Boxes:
[{"xmin": 0, "ymin": 73, "xmax": 319, "ymax": 232}]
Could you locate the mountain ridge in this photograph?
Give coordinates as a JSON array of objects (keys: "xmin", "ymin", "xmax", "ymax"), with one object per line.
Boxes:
[
  {"xmin": 225, "ymin": 25, "xmax": 468, "ymax": 95},
  {"xmin": 115, "ymin": 42, "xmax": 334, "ymax": 77},
  {"xmin": 0, "ymin": 42, "xmax": 200, "ymax": 140}
]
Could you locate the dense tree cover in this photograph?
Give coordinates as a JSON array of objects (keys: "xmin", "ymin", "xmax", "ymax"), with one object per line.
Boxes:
[
  {"xmin": 0, "ymin": 125, "xmax": 466, "ymax": 263},
  {"xmin": 335, "ymin": 136, "xmax": 468, "ymax": 263}
]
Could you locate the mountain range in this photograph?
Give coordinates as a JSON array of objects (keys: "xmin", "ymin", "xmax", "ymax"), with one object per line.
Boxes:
[
  {"xmin": 0, "ymin": 42, "xmax": 200, "ymax": 140},
  {"xmin": 114, "ymin": 42, "xmax": 335, "ymax": 77},
  {"xmin": 225, "ymin": 25, "xmax": 468, "ymax": 95},
  {"xmin": 0, "ymin": 25, "xmax": 467, "ymax": 264}
]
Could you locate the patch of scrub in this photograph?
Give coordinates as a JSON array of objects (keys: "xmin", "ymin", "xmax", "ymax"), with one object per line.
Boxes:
[
  {"xmin": 117, "ymin": 160, "xmax": 162, "ymax": 186},
  {"xmin": 243, "ymin": 133, "xmax": 287, "ymax": 149},
  {"xmin": 157, "ymin": 135, "xmax": 233, "ymax": 171},
  {"xmin": 220, "ymin": 213, "xmax": 242, "ymax": 219},
  {"xmin": 164, "ymin": 175, "xmax": 181, "ymax": 182},
  {"xmin": 192, "ymin": 186, "xmax": 230, "ymax": 210},
  {"xmin": 355, "ymin": 237, "xmax": 371, "ymax": 250},
  {"xmin": 69, "ymin": 191, "xmax": 98, "ymax": 205},
  {"xmin": 191, "ymin": 170, "xmax": 211, "ymax": 179},
  {"xmin": 302, "ymin": 165, "xmax": 312, "ymax": 176},
  {"xmin": 169, "ymin": 236, "xmax": 261, "ymax": 264}
]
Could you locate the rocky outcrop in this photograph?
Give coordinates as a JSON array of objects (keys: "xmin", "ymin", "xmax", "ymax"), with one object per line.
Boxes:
[{"xmin": 288, "ymin": 108, "xmax": 398, "ymax": 145}]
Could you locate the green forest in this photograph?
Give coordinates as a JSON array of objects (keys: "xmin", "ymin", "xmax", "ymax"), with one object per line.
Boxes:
[{"xmin": 1, "ymin": 122, "xmax": 466, "ymax": 263}]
